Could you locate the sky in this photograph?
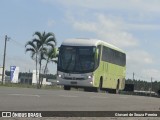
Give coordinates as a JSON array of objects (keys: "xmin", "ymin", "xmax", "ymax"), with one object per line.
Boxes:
[{"xmin": 0, "ymin": 0, "xmax": 160, "ymax": 82}]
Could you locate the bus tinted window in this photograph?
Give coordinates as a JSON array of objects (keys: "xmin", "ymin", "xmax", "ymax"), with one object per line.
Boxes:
[{"xmin": 102, "ymin": 46, "xmax": 126, "ymax": 66}]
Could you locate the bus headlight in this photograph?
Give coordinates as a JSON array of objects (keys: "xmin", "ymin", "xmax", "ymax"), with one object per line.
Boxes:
[
  {"xmin": 88, "ymin": 75, "xmax": 92, "ymax": 79},
  {"xmin": 90, "ymin": 81, "xmax": 93, "ymax": 84},
  {"xmin": 58, "ymin": 75, "xmax": 62, "ymax": 78}
]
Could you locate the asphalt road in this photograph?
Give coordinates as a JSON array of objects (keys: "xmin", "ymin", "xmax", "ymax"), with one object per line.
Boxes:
[
  {"xmin": 0, "ymin": 87, "xmax": 159, "ymax": 111},
  {"xmin": 0, "ymin": 87, "xmax": 160, "ymax": 120}
]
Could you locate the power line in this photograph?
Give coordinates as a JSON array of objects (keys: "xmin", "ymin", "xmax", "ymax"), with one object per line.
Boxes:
[
  {"xmin": 0, "ymin": 35, "xmax": 5, "ymax": 41},
  {"xmin": 9, "ymin": 38, "xmax": 25, "ymax": 48}
]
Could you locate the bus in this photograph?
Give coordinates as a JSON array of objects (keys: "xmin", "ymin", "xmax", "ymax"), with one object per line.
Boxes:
[{"xmin": 57, "ymin": 38, "xmax": 126, "ymax": 93}]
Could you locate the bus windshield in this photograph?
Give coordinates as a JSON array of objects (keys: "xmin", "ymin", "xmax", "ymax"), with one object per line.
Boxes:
[{"xmin": 58, "ymin": 46, "xmax": 97, "ymax": 73}]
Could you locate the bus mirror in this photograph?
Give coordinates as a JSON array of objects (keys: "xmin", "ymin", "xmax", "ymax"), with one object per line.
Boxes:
[{"xmin": 56, "ymin": 47, "xmax": 59, "ymax": 57}]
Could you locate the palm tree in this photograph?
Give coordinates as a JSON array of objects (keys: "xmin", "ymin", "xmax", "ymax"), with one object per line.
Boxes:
[
  {"xmin": 25, "ymin": 41, "xmax": 41, "ymax": 87},
  {"xmin": 32, "ymin": 32, "xmax": 56, "ymax": 70},
  {"xmin": 39, "ymin": 48, "xmax": 57, "ymax": 87},
  {"xmin": 25, "ymin": 31, "xmax": 56, "ymax": 88},
  {"xmin": 44, "ymin": 48, "xmax": 57, "ymax": 73},
  {"xmin": 32, "ymin": 31, "xmax": 57, "ymax": 88}
]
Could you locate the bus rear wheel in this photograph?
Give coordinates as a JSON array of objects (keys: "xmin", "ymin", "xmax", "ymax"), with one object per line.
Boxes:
[
  {"xmin": 115, "ymin": 80, "xmax": 120, "ymax": 94},
  {"xmin": 108, "ymin": 80, "xmax": 120, "ymax": 94},
  {"xmin": 64, "ymin": 86, "xmax": 71, "ymax": 90},
  {"xmin": 97, "ymin": 78, "xmax": 103, "ymax": 92}
]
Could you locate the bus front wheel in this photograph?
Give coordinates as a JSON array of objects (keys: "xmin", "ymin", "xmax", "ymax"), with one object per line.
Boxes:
[{"xmin": 64, "ymin": 86, "xmax": 71, "ymax": 90}]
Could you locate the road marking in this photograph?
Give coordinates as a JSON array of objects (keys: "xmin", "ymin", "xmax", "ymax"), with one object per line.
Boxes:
[
  {"xmin": 8, "ymin": 94, "xmax": 40, "ymax": 97},
  {"xmin": 59, "ymin": 95, "xmax": 78, "ymax": 98}
]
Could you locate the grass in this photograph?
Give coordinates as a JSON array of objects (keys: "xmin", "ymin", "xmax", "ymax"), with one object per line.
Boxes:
[{"xmin": 0, "ymin": 82, "xmax": 62, "ymax": 90}]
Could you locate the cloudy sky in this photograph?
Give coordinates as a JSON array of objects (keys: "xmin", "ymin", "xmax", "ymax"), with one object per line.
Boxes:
[{"xmin": 0, "ymin": 0, "xmax": 160, "ymax": 81}]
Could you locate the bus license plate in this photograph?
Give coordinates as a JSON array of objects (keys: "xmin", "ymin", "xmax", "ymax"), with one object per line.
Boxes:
[{"xmin": 71, "ymin": 81, "xmax": 77, "ymax": 84}]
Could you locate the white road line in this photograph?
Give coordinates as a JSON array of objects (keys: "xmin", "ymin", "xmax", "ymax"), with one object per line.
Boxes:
[
  {"xmin": 8, "ymin": 94, "xmax": 40, "ymax": 97},
  {"xmin": 59, "ymin": 95, "xmax": 78, "ymax": 98}
]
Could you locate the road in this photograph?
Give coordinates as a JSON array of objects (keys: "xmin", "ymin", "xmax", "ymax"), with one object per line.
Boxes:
[
  {"xmin": 0, "ymin": 87, "xmax": 160, "ymax": 120},
  {"xmin": 0, "ymin": 87, "xmax": 159, "ymax": 111}
]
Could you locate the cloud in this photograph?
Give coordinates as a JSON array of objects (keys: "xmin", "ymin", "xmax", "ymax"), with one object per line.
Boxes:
[
  {"xmin": 70, "ymin": 14, "xmax": 139, "ymax": 48},
  {"xmin": 46, "ymin": 0, "xmax": 160, "ymax": 13},
  {"xmin": 47, "ymin": 19, "xmax": 55, "ymax": 28},
  {"xmin": 142, "ymin": 69, "xmax": 160, "ymax": 81},
  {"xmin": 73, "ymin": 22, "xmax": 96, "ymax": 32},
  {"xmin": 127, "ymin": 50, "xmax": 153, "ymax": 65},
  {"xmin": 126, "ymin": 23, "xmax": 160, "ymax": 31},
  {"xmin": 125, "ymin": 50, "xmax": 160, "ymax": 81}
]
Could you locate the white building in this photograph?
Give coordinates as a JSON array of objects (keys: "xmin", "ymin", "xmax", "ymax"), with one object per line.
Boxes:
[
  {"xmin": 0, "ymin": 67, "xmax": 5, "ymax": 82},
  {"xmin": 42, "ymin": 78, "xmax": 52, "ymax": 85},
  {"xmin": 10, "ymin": 66, "xmax": 19, "ymax": 83},
  {"xmin": 32, "ymin": 70, "xmax": 39, "ymax": 84}
]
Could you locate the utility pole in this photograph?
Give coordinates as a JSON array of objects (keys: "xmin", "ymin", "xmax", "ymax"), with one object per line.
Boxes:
[
  {"xmin": 2, "ymin": 35, "xmax": 8, "ymax": 85},
  {"xmin": 133, "ymin": 72, "xmax": 135, "ymax": 89},
  {"xmin": 150, "ymin": 77, "xmax": 153, "ymax": 97},
  {"xmin": 133, "ymin": 72, "xmax": 135, "ymax": 81}
]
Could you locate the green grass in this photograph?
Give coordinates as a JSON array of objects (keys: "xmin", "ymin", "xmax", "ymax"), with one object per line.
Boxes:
[{"xmin": 0, "ymin": 82, "xmax": 62, "ymax": 90}]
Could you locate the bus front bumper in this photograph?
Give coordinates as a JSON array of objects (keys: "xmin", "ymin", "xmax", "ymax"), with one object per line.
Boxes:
[{"xmin": 57, "ymin": 77, "xmax": 94, "ymax": 87}]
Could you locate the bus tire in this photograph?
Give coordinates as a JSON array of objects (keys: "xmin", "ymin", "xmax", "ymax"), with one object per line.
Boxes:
[
  {"xmin": 64, "ymin": 86, "xmax": 71, "ymax": 90},
  {"xmin": 109, "ymin": 80, "xmax": 120, "ymax": 94},
  {"xmin": 84, "ymin": 87, "xmax": 97, "ymax": 92},
  {"xmin": 97, "ymin": 78, "xmax": 103, "ymax": 92},
  {"xmin": 84, "ymin": 87, "xmax": 90, "ymax": 92},
  {"xmin": 116, "ymin": 79, "xmax": 120, "ymax": 94}
]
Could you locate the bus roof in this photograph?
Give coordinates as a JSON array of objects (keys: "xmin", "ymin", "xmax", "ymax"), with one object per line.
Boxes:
[{"xmin": 61, "ymin": 38, "xmax": 125, "ymax": 53}]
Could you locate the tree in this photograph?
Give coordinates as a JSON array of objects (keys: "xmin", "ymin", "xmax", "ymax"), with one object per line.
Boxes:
[
  {"xmin": 44, "ymin": 48, "xmax": 57, "ymax": 74},
  {"xmin": 40, "ymin": 47, "xmax": 57, "ymax": 87},
  {"xmin": 25, "ymin": 40, "xmax": 41, "ymax": 88},
  {"xmin": 25, "ymin": 31, "xmax": 57, "ymax": 88},
  {"xmin": 32, "ymin": 31, "xmax": 56, "ymax": 88}
]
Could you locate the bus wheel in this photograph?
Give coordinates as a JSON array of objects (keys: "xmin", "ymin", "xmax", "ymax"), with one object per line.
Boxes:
[
  {"xmin": 84, "ymin": 87, "xmax": 91, "ymax": 92},
  {"xmin": 97, "ymin": 78, "xmax": 103, "ymax": 92},
  {"xmin": 64, "ymin": 86, "xmax": 71, "ymax": 90},
  {"xmin": 84, "ymin": 87, "xmax": 97, "ymax": 92},
  {"xmin": 116, "ymin": 80, "xmax": 120, "ymax": 94}
]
